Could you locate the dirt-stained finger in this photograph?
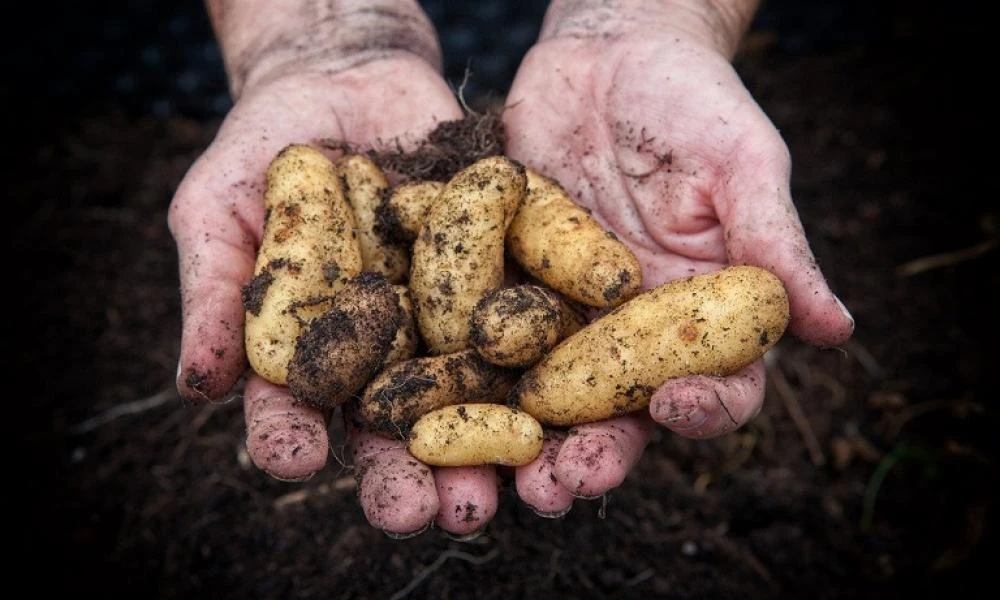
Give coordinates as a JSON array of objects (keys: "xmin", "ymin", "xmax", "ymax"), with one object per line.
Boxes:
[
  {"xmin": 650, "ymin": 359, "xmax": 766, "ymax": 438},
  {"xmin": 514, "ymin": 430, "xmax": 575, "ymax": 517},
  {"xmin": 554, "ymin": 414, "xmax": 652, "ymax": 498},
  {"xmin": 243, "ymin": 375, "xmax": 329, "ymax": 481},
  {"xmin": 433, "ymin": 465, "xmax": 499, "ymax": 538}
]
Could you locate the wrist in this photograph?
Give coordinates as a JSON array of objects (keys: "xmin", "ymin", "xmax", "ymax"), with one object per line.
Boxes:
[
  {"xmin": 540, "ymin": 0, "xmax": 760, "ymax": 58},
  {"xmin": 206, "ymin": 0, "xmax": 442, "ymax": 99}
]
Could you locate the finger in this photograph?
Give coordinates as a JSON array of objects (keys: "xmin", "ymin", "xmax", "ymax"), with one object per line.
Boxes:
[
  {"xmin": 243, "ymin": 376, "xmax": 329, "ymax": 481},
  {"xmin": 515, "ymin": 430, "xmax": 575, "ymax": 517},
  {"xmin": 720, "ymin": 160, "xmax": 854, "ymax": 348},
  {"xmin": 433, "ymin": 466, "xmax": 499, "ymax": 538},
  {"xmin": 168, "ymin": 148, "xmax": 262, "ymax": 404},
  {"xmin": 347, "ymin": 422, "xmax": 438, "ymax": 538},
  {"xmin": 650, "ymin": 359, "xmax": 765, "ymax": 438},
  {"xmin": 554, "ymin": 414, "xmax": 652, "ymax": 498}
]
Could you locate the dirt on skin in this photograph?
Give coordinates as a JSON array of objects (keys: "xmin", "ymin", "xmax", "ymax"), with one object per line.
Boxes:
[{"xmin": 12, "ymin": 10, "xmax": 998, "ymax": 600}]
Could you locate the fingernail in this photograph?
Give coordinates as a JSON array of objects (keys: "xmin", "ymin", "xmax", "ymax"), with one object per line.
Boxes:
[
  {"xmin": 655, "ymin": 399, "xmax": 709, "ymax": 432},
  {"xmin": 443, "ymin": 527, "xmax": 486, "ymax": 542},
  {"xmin": 834, "ymin": 295, "xmax": 855, "ymax": 328},
  {"xmin": 529, "ymin": 504, "xmax": 573, "ymax": 519}
]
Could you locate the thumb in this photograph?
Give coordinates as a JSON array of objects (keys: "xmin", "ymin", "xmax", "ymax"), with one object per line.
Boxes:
[{"xmin": 719, "ymin": 157, "xmax": 853, "ymax": 348}]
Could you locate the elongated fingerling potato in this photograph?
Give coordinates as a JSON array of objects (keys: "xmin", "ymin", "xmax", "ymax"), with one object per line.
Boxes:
[
  {"xmin": 336, "ymin": 154, "xmax": 410, "ymax": 282},
  {"xmin": 507, "ymin": 169, "xmax": 642, "ymax": 308},
  {"xmin": 243, "ymin": 144, "xmax": 363, "ymax": 384},
  {"xmin": 510, "ymin": 266, "xmax": 791, "ymax": 426},
  {"xmin": 407, "ymin": 403, "xmax": 544, "ymax": 467},
  {"xmin": 286, "ymin": 271, "xmax": 401, "ymax": 409},
  {"xmin": 469, "ymin": 284, "xmax": 584, "ymax": 367},
  {"xmin": 409, "ymin": 156, "xmax": 526, "ymax": 353},
  {"xmin": 357, "ymin": 348, "xmax": 519, "ymax": 436},
  {"xmin": 376, "ymin": 180, "xmax": 445, "ymax": 242}
]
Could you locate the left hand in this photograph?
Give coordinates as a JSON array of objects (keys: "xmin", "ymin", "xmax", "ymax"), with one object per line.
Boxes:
[{"xmin": 503, "ymin": 10, "xmax": 854, "ymax": 514}]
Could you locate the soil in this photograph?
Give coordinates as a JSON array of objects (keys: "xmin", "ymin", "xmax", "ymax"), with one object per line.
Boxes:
[{"xmin": 10, "ymin": 5, "xmax": 997, "ymax": 600}]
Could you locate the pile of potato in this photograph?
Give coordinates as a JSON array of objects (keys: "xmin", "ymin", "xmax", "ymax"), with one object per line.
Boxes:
[{"xmin": 241, "ymin": 144, "xmax": 791, "ymax": 469}]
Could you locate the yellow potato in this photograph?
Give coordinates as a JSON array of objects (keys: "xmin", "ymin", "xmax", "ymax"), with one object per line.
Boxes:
[
  {"xmin": 336, "ymin": 154, "xmax": 410, "ymax": 283},
  {"xmin": 383, "ymin": 285, "xmax": 418, "ymax": 367},
  {"xmin": 378, "ymin": 180, "xmax": 445, "ymax": 242},
  {"xmin": 243, "ymin": 144, "xmax": 363, "ymax": 384},
  {"xmin": 469, "ymin": 284, "xmax": 584, "ymax": 367},
  {"xmin": 356, "ymin": 349, "xmax": 519, "ymax": 436},
  {"xmin": 506, "ymin": 169, "xmax": 643, "ymax": 308},
  {"xmin": 407, "ymin": 403, "xmax": 544, "ymax": 467},
  {"xmin": 409, "ymin": 156, "xmax": 526, "ymax": 354},
  {"xmin": 286, "ymin": 271, "xmax": 401, "ymax": 409},
  {"xmin": 510, "ymin": 266, "xmax": 791, "ymax": 426}
]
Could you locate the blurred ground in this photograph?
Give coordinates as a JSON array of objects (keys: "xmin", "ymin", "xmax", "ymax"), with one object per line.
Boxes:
[{"xmin": 8, "ymin": 1, "xmax": 997, "ymax": 599}]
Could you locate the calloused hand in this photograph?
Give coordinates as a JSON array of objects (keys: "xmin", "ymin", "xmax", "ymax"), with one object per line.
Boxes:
[
  {"xmin": 504, "ymin": 23, "xmax": 854, "ymax": 515},
  {"xmin": 168, "ymin": 57, "xmax": 501, "ymax": 538}
]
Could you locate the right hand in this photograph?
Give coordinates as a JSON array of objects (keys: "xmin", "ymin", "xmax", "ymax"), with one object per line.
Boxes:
[{"xmin": 167, "ymin": 55, "xmax": 501, "ymax": 538}]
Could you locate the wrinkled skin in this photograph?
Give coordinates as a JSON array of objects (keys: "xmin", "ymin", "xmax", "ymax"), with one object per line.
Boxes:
[{"xmin": 504, "ymin": 30, "xmax": 854, "ymax": 512}]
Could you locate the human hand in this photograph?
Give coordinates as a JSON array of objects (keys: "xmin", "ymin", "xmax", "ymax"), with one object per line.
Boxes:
[
  {"xmin": 504, "ymin": 0, "xmax": 854, "ymax": 514},
  {"xmin": 168, "ymin": 1, "xmax": 502, "ymax": 538}
]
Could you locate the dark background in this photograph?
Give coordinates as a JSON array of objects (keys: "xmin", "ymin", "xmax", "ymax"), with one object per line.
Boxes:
[{"xmin": 8, "ymin": 1, "xmax": 997, "ymax": 599}]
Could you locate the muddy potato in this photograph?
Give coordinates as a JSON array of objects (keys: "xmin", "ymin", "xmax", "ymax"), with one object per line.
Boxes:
[
  {"xmin": 409, "ymin": 156, "xmax": 526, "ymax": 353},
  {"xmin": 383, "ymin": 284, "xmax": 418, "ymax": 367},
  {"xmin": 357, "ymin": 349, "xmax": 519, "ymax": 436},
  {"xmin": 469, "ymin": 284, "xmax": 584, "ymax": 367},
  {"xmin": 336, "ymin": 154, "xmax": 410, "ymax": 283},
  {"xmin": 243, "ymin": 144, "xmax": 363, "ymax": 384},
  {"xmin": 407, "ymin": 403, "xmax": 544, "ymax": 467},
  {"xmin": 286, "ymin": 271, "xmax": 401, "ymax": 409},
  {"xmin": 506, "ymin": 169, "xmax": 643, "ymax": 308},
  {"xmin": 376, "ymin": 180, "xmax": 445, "ymax": 242},
  {"xmin": 510, "ymin": 266, "xmax": 791, "ymax": 426}
]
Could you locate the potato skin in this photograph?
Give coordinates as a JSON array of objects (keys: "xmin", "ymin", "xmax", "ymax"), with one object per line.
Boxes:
[
  {"xmin": 356, "ymin": 349, "xmax": 519, "ymax": 436},
  {"xmin": 286, "ymin": 271, "xmax": 401, "ymax": 409},
  {"xmin": 336, "ymin": 154, "xmax": 410, "ymax": 283},
  {"xmin": 469, "ymin": 284, "xmax": 584, "ymax": 367},
  {"xmin": 409, "ymin": 156, "xmax": 526, "ymax": 354},
  {"xmin": 376, "ymin": 180, "xmax": 445, "ymax": 243},
  {"xmin": 407, "ymin": 404, "xmax": 544, "ymax": 467},
  {"xmin": 243, "ymin": 144, "xmax": 363, "ymax": 384},
  {"xmin": 383, "ymin": 285, "xmax": 418, "ymax": 367},
  {"xmin": 506, "ymin": 169, "xmax": 642, "ymax": 308},
  {"xmin": 510, "ymin": 266, "xmax": 791, "ymax": 426}
]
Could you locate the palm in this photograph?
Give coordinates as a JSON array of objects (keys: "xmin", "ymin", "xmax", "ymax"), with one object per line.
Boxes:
[{"xmin": 505, "ymin": 36, "xmax": 789, "ymax": 288}]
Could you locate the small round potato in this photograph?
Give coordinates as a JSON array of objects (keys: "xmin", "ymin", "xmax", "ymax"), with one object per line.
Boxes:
[
  {"xmin": 407, "ymin": 403, "xmax": 544, "ymax": 467},
  {"xmin": 469, "ymin": 284, "xmax": 584, "ymax": 367}
]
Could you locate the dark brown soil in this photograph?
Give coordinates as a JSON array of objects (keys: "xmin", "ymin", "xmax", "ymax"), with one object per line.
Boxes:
[{"xmin": 11, "ymin": 8, "xmax": 996, "ymax": 600}]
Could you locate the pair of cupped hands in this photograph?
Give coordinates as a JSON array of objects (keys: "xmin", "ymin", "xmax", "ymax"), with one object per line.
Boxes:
[{"xmin": 168, "ymin": 30, "xmax": 853, "ymax": 538}]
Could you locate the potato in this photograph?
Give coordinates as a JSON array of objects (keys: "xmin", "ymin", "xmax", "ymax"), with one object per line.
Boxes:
[
  {"xmin": 509, "ymin": 266, "xmax": 791, "ymax": 426},
  {"xmin": 409, "ymin": 156, "xmax": 526, "ymax": 354},
  {"xmin": 356, "ymin": 348, "xmax": 519, "ymax": 436},
  {"xmin": 285, "ymin": 271, "xmax": 401, "ymax": 409},
  {"xmin": 383, "ymin": 284, "xmax": 418, "ymax": 367},
  {"xmin": 469, "ymin": 284, "xmax": 584, "ymax": 367},
  {"xmin": 506, "ymin": 169, "xmax": 643, "ymax": 308},
  {"xmin": 376, "ymin": 180, "xmax": 445, "ymax": 242},
  {"xmin": 242, "ymin": 144, "xmax": 363, "ymax": 384},
  {"xmin": 407, "ymin": 403, "xmax": 544, "ymax": 467},
  {"xmin": 335, "ymin": 154, "xmax": 410, "ymax": 283}
]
